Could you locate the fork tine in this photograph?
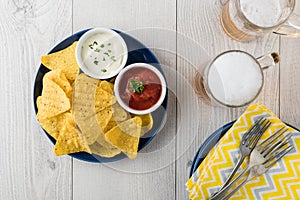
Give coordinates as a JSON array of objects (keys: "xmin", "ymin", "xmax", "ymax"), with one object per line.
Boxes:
[
  {"xmin": 263, "ymin": 140, "xmax": 291, "ymax": 163},
  {"xmin": 259, "ymin": 127, "xmax": 286, "ymax": 149},
  {"xmin": 242, "ymin": 117, "xmax": 264, "ymax": 141},
  {"xmin": 249, "ymin": 120, "xmax": 271, "ymax": 148},
  {"xmin": 243, "ymin": 118, "xmax": 268, "ymax": 146},
  {"xmin": 264, "ymin": 132, "xmax": 293, "ymax": 157},
  {"xmin": 265, "ymin": 145, "xmax": 294, "ymax": 169},
  {"xmin": 257, "ymin": 127, "xmax": 287, "ymax": 150},
  {"xmin": 249, "ymin": 128, "xmax": 265, "ymax": 148},
  {"xmin": 247, "ymin": 120, "xmax": 271, "ymax": 146}
]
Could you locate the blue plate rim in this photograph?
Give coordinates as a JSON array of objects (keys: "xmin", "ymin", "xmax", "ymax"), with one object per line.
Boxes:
[{"xmin": 33, "ymin": 28, "xmax": 168, "ymax": 163}]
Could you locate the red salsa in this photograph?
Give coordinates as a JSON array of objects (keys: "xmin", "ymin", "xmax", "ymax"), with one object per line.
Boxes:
[{"xmin": 118, "ymin": 67, "xmax": 162, "ymax": 110}]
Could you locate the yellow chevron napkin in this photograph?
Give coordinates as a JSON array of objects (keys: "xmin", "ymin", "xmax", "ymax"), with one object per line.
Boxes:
[{"xmin": 186, "ymin": 103, "xmax": 300, "ymax": 200}]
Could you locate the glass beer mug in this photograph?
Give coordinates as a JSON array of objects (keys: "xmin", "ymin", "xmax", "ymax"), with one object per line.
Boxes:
[
  {"xmin": 194, "ymin": 50, "xmax": 279, "ymax": 107},
  {"xmin": 221, "ymin": 0, "xmax": 300, "ymax": 41}
]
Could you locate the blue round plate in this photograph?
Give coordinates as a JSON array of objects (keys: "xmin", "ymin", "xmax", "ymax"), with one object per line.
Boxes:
[
  {"xmin": 189, "ymin": 121, "xmax": 300, "ymax": 177},
  {"xmin": 33, "ymin": 29, "xmax": 168, "ymax": 163}
]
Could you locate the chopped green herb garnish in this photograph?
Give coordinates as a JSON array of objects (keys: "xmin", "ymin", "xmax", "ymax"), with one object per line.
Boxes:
[
  {"xmin": 102, "ymin": 57, "xmax": 106, "ymax": 61},
  {"xmin": 104, "ymin": 52, "xmax": 110, "ymax": 56},
  {"xmin": 93, "ymin": 41, "xmax": 98, "ymax": 45},
  {"xmin": 107, "ymin": 43, "xmax": 111, "ymax": 46},
  {"xmin": 94, "ymin": 60, "xmax": 99, "ymax": 65},
  {"xmin": 89, "ymin": 44, "xmax": 94, "ymax": 49},
  {"xmin": 129, "ymin": 79, "xmax": 144, "ymax": 94},
  {"xmin": 111, "ymin": 56, "xmax": 117, "ymax": 62},
  {"xmin": 95, "ymin": 48, "xmax": 101, "ymax": 52},
  {"xmin": 101, "ymin": 69, "xmax": 107, "ymax": 73},
  {"xmin": 100, "ymin": 44, "xmax": 105, "ymax": 48},
  {"xmin": 108, "ymin": 49, "xmax": 112, "ymax": 53}
]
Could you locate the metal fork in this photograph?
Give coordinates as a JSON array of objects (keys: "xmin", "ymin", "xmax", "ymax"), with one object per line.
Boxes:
[
  {"xmin": 210, "ymin": 127, "xmax": 294, "ymax": 200},
  {"xmin": 222, "ymin": 136, "xmax": 294, "ymax": 200},
  {"xmin": 213, "ymin": 118, "xmax": 271, "ymax": 193}
]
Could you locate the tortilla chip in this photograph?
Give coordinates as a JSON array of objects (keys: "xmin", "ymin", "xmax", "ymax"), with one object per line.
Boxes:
[
  {"xmin": 96, "ymin": 130, "xmax": 121, "ymax": 150},
  {"xmin": 112, "ymin": 103, "xmax": 129, "ymax": 122},
  {"xmin": 41, "ymin": 42, "xmax": 79, "ymax": 81},
  {"xmin": 73, "ymin": 73, "xmax": 101, "ymax": 144},
  {"xmin": 95, "ymin": 108, "xmax": 128, "ymax": 150},
  {"xmin": 96, "ymin": 106, "xmax": 113, "ymax": 131},
  {"xmin": 95, "ymin": 87, "xmax": 116, "ymax": 112},
  {"xmin": 118, "ymin": 117, "xmax": 142, "ymax": 137},
  {"xmin": 37, "ymin": 79, "xmax": 70, "ymax": 119},
  {"xmin": 109, "ymin": 78, "xmax": 115, "ymax": 84},
  {"xmin": 124, "ymin": 152, "xmax": 138, "ymax": 160},
  {"xmin": 133, "ymin": 114, "xmax": 153, "ymax": 137},
  {"xmin": 100, "ymin": 81, "xmax": 114, "ymax": 94},
  {"xmin": 54, "ymin": 115, "xmax": 91, "ymax": 156},
  {"xmin": 105, "ymin": 117, "xmax": 142, "ymax": 159},
  {"xmin": 38, "ymin": 112, "xmax": 71, "ymax": 140},
  {"xmin": 104, "ymin": 119, "xmax": 118, "ymax": 133},
  {"xmin": 90, "ymin": 142, "xmax": 121, "ymax": 158},
  {"xmin": 44, "ymin": 69, "xmax": 73, "ymax": 99}
]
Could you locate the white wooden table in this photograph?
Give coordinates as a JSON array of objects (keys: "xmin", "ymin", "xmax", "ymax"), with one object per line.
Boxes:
[{"xmin": 1, "ymin": 0, "xmax": 300, "ymax": 199}]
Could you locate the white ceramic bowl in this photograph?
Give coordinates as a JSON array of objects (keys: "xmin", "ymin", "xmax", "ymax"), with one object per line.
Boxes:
[
  {"xmin": 76, "ymin": 28, "xmax": 128, "ymax": 79},
  {"xmin": 114, "ymin": 63, "xmax": 167, "ymax": 115}
]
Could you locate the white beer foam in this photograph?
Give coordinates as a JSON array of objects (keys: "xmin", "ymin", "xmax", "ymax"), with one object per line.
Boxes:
[
  {"xmin": 208, "ymin": 52, "xmax": 263, "ymax": 106},
  {"xmin": 240, "ymin": 0, "xmax": 282, "ymax": 27}
]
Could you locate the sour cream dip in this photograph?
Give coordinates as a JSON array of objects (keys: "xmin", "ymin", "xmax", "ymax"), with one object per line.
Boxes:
[{"xmin": 76, "ymin": 28, "xmax": 128, "ymax": 79}]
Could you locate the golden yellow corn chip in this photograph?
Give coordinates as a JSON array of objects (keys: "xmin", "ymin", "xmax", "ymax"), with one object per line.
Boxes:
[
  {"xmin": 124, "ymin": 152, "xmax": 138, "ymax": 160},
  {"xmin": 43, "ymin": 69, "xmax": 73, "ymax": 99},
  {"xmin": 105, "ymin": 117, "xmax": 142, "ymax": 160},
  {"xmin": 104, "ymin": 118, "xmax": 118, "ymax": 133},
  {"xmin": 90, "ymin": 142, "xmax": 121, "ymax": 158},
  {"xmin": 133, "ymin": 114, "xmax": 153, "ymax": 137},
  {"xmin": 95, "ymin": 112, "xmax": 121, "ymax": 154},
  {"xmin": 112, "ymin": 103, "xmax": 129, "ymax": 122},
  {"xmin": 95, "ymin": 109, "xmax": 125, "ymax": 150},
  {"xmin": 54, "ymin": 115, "xmax": 91, "ymax": 156},
  {"xmin": 100, "ymin": 80, "xmax": 114, "ymax": 94},
  {"xmin": 96, "ymin": 131, "xmax": 121, "ymax": 150},
  {"xmin": 94, "ymin": 87, "xmax": 116, "ymax": 112},
  {"xmin": 73, "ymin": 73, "xmax": 101, "ymax": 144},
  {"xmin": 41, "ymin": 42, "xmax": 79, "ymax": 81},
  {"xmin": 96, "ymin": 106, "xmax": 113, "ymax": 131},
  {"xmin": 37, "ymin": 112, "xmax": 71, "ymax": 140},
  {"xmin": 37, "ymin": 79, "xmax": 70, "ymax": 119}
]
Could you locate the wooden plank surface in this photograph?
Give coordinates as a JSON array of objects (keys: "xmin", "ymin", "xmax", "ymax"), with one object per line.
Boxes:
[
  {"xmin": 280, "ymin": 37, "xmax": 300, "ymax": 127},
  {"xmin": 72, "ymin": 1, "xmax": 176, "ymax": 200},
  {"xmin": 0, "ymin": 0, "xmax": 300, "ymax": 199},
  {"xmin": 0, "ymin": 0, "xmax": 73, "ymax": 199},
  {"xmin": 176, "ymin": 0, "xmax": 280, "ymax": 199}
]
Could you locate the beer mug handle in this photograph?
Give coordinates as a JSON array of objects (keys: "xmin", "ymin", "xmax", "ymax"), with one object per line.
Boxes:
[
  {"xmin": 273, "ymin": 13, "xmax": 300, "ymax": 37},
  {"xmin": 256, "ymin": 52, "xmax": 280, "ymax": 70}
]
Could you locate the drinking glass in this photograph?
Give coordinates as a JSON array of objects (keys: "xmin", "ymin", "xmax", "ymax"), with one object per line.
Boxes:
[
  {"xmin": 194, "ymin": 50, "xmax": 280, "ymax": 107},
  {"xmin": 221, "ymin": 0, "xmax": 300, "ymax": 41}
]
